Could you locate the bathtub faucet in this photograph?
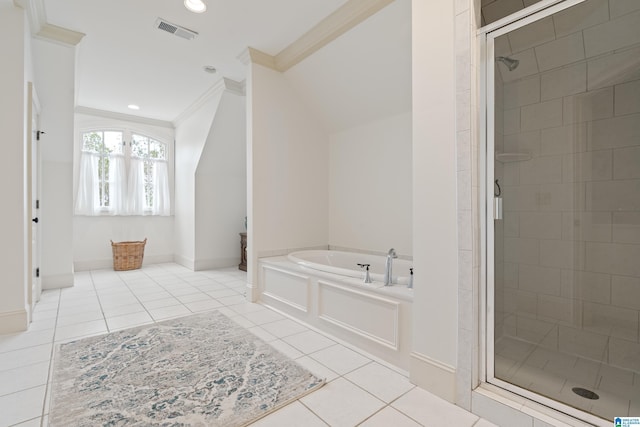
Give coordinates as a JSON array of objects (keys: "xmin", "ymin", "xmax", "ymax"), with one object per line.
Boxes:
[{"xmin": 384, "ymin": 248, "xmax": 397, "ymax": 286}]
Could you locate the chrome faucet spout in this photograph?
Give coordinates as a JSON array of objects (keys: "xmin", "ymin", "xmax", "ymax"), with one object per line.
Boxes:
[{"xmin": 384, "ymin": 248, "xmax": 397, "ymax": 286}]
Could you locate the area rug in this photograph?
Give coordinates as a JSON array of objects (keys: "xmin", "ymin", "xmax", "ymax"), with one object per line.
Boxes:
[{"xmin": 49, "ymin": 311, "xmax": 324, "ymax": 426}]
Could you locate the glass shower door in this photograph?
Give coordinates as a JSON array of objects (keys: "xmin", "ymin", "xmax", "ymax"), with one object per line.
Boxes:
[{"xmin": 487, "ymin": 0, "xmax": 640, "ymax": 422}]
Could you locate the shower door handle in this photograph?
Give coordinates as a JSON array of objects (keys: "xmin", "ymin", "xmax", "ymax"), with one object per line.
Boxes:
[{"xmin": 493, "ymin": 198, "xmax": 503, "ymax": 220}]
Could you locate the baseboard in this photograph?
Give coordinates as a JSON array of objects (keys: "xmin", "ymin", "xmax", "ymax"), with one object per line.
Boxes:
[
  {"xmin": 0, "ymin": 309, "xmax": 29, "ymax": 333},
  {"xmin": 410, "ymin": 351, "xmax": 456, "ymax": 403},
  {"xmin": 74, "ymin": 254, "xmax": 175, "ymax": 272},
  {"xmin": 193, "ymin": 257, "xmax": 239, "ymax": 271},
  {"xmin": 173, "ymin": 254, "xmax": 195, "ymax": 271},
  {"xmin": 42, "ymin": 273, "xmax": 74, "ymax": 290}
]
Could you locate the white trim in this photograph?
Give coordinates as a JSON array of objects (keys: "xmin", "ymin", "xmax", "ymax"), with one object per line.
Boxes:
[
  {"xmin": 36, "ymin": 23, "xmax": 85, "ymax": 46},
  {"xmin": 409, "ymin": 351, "xmax": 456, "ymax": 403},
  {"xmin": 41, "ymin": 273, "xmax": 74, "ymax": 289},
  {"xmin": 172, "ymin": 78, "xmax": 244, "ymax": 127},
  {"xmin": 477, "ymin": 0, "xmax": 585, "ymax": 35},
  {"xmin": 0, "ymin": 309, "xmax": 29, "ymax": 334},
  {"xmin": 275, "ymin": 0, "xmax": 394, "ymax": 71},
  {"xmin": 75, "ymin": 106, "xmax": 174, "ymax": 129},
  {"xmin": 239, "ymin": 0, "xmax": 394, "ymax": 72}
]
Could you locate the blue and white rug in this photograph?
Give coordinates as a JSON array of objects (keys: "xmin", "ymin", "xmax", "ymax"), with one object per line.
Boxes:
[{"xmin": 49, "ymin": 311, "xmax": 324, "ymax": 426}]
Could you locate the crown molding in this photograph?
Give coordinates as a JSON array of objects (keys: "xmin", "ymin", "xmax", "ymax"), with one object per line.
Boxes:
[
  {"xmin": 173, "ymin": 77, "xmax": 245, "ymax": 127},
  {"xmin": 15, "ymin": 0, "xmax": 85, "ymax": 46},
  {"xmin": 238, "ymin": 0, "xmax": 395, "ymax": 72},
  {"xmin": 36, "ymin": 23, "xmax": 85, "ymax": 46},
  {"xmin": 75, "ymin": 106, "xmax": 174, "ymax": 129},
  {"xmin": 275, "ymin": 0, "xmax": 395, "ymax": 71}
]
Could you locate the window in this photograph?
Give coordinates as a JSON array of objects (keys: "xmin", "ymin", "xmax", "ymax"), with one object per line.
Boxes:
[{"xmin": 75, "ymin": 129, "xmax": 170, "ymax": 216}]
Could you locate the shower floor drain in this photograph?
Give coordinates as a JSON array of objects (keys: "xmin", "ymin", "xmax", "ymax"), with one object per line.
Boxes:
[{"xmin": 572, "ymin": 387, "xmax": 599, "ymax": 400}]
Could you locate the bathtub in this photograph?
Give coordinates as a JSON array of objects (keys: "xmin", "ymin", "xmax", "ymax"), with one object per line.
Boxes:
[
  {"xmin": 288, "ymin": 250, "xmax": 413, "ymax": 286},
  {"xmin": 258, "ymin": 250, "xmax": 412, "ymax": 369}
]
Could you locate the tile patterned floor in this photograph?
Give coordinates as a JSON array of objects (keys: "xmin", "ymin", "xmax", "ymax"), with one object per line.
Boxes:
[{"xmin": 0, "ymin": 263, "xmax": 497, "ymax": 427}]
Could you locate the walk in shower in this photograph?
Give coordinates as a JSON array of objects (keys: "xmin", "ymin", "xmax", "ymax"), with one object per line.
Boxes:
[{"xmin": 484, "ymin": 0, "xmax": 640, "ymax": 423}]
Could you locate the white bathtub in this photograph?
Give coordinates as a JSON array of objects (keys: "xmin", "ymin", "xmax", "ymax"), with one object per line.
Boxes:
[
  {"xmin": 288, "ymin": 250, "xmax": 413, "ymax": 286},
  {"xmin": 258, "ymin": 250, "xmax": 412, "ymax": 369}
]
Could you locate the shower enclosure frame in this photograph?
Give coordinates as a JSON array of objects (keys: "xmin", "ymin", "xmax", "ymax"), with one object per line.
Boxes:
[{"xmin": 479, "ymin": 0, "xmax": 611, "ymax": 425}]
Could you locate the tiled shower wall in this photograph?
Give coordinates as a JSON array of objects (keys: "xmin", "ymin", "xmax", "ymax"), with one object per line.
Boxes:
[{"xmin": 494, "ymin": 0, "xmax": 640, "ymax": 374}]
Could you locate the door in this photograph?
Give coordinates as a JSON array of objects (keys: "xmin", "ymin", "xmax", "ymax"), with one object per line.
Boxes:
[
  {"xmin": 27, "ymin": 82, "xmax": 41, "ymax": 311},
  {"xmin": 484, "ymin": 0, "xmax": 640, "ymax": 424}
]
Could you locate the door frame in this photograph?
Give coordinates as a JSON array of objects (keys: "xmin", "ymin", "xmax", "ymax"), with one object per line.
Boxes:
[{"xmin": 27, "ymin": 81, "xmax": 41, "ymax": 315}]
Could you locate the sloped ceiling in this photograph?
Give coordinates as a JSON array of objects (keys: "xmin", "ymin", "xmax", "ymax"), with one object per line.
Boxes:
[{"xmin": 285, "ymin": 0, "xmax": 412, "ymax": 133}]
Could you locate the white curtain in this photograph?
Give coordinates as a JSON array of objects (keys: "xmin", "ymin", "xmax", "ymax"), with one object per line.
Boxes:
[
  {"xmin": 108, "ymin": 155, "xmax": 127, "ymax": 215},
  {"xmin": 153, "ymin": 161, "xmax": 171, "ymax": 216},
  {"xmin": 127, "ymin": 157, "xmax": 146, "ymax": 215},
  {"xmin": 74, "ymin": 152, "xmax": 100, "ymax": 215},
  {"xmin": 76, "ymin": 153, "xmax": 171, "ymax": 216}
]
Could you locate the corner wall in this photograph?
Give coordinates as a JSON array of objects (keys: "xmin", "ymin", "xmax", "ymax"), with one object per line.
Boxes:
[
  {"xmin": 411, "ymin": 0, "xmax": 459, "ymax": 401},
  {"xmin": 0, "ymin": 2, "xmax": 29, "ymax": 332},
  {"xmin": 194, "ymin": 89, "xmax": 247, "ymax": 270},
  {"xmin": 328, "ymin": 111, "xmax": 412, "ymax": 257},
  {"xmin": 246, "ymin": 63, "xmax": 329, "ymax": 296}
]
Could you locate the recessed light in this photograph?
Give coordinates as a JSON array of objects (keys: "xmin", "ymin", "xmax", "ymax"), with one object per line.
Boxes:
[
  {"xmin": 203, "ymin": 65, "xmax": 217, "ymax": 74},
  {"xmin": 128, "ymin": 104, "xmax": 140, "ymax": 110},
  {"xmin": 184, "ymin": 0, "xmax": 206, "ymax": 13}
]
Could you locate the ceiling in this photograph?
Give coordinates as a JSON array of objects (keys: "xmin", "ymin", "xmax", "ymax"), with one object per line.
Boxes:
[{"xmin": 41, "ymin": 0, "xmax": 351, "ymax": 123}]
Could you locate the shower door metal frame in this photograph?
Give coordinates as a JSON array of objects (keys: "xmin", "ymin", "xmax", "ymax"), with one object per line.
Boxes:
[{"xmin": 480, "ymin": 1, "xmax": 609, "ymax": 425}]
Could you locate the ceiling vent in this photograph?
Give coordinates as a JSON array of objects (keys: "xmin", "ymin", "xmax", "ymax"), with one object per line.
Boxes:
[{"xmin": 155, "ymin": 18, "xmax": 198, "ymax": 40}]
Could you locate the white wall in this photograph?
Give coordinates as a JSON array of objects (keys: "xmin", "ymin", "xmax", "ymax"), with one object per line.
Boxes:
[
  {"xmin": 174, "ymin": 90, "xmax": 223, "ymax": 268},
  {"xmin": 32, "ymin": 38, "xmax": 76, "ymax": 288},
  {"xmin": 411, "ymin": 0, "xmax": 459, "ymax": 400},
  {"xmin": 72, "ymin": 113, "xmax": 175, "ymax": 270},
  {"xmin": 194, "ymin": 89, "xmax": 247, "ymax": 269},
  {"xmin": 247, "ymin": 63, "xmax": 329, "ymax": 294},
  {"xmin": 0, "ymin": 2, "xmax": 29, "ymax": 332},
  {"xmin": 328, "ymin": 112, "xmax": 412, "ymax": 256}
]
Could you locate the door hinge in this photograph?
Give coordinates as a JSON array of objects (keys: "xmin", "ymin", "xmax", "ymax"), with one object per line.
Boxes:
[
  {"xmin": 36, "ymin": 199, "xmax": 39, "ymax": 209},
  {"xmin": 36, "ymin": 130, "xmax": 46, "ymax": 141},
  {"xmin": 36, "ymin": 268, "xmax": 40, "ymax": 278}
]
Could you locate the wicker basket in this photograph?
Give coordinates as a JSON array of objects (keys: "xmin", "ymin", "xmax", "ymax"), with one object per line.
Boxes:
[{"xmin": 111, "ymin": 238, "xmax": 147, "ymax": 271}]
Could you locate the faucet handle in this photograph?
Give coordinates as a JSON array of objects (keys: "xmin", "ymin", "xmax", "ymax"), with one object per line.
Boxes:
[{"xmin": 357, "ymin": 264, "xmax": 373, "ymax": 283}]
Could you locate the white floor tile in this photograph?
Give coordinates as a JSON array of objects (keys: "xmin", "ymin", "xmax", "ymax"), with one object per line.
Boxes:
[
  {"xmin": 247, "ymin": 326, "xmax": 278, "ymax": 342},
  {"xmin": 54, "ymin": 319, "xmax": 108, "ymax": 342},
  {"xmin": 177, "ymin": 292, "xmax": 211, "ymax": 303},
  {"xmin": 268, "ymin": 340, "xmax": 305, "ymax": 360},
  {"xmin": 260, "ymin": 319, "xmax": 308, "ymax": 338},
  {"xmin": 301, "ymin": 377, "xmax": 385, "ymax": 427},
  {"xmin": 147, "ymin": 304, "xmax": 191, "ymax": 321},
  {"xmin": 184, "ymin": 299, "xmax": 222, "ymax": 313},
  {"xmin": 101, "ymin": 303, "xmax": 146, "ymax": 318},
  {"xmin": 345, "ymin": 362, "xmax": 414, "ymax": 403},
  {"xmin": 392, "ymin": 387, "xmax": 479, "ymax": 427},
  {"xmin": 56, "ymin": 310, "xmax": 104, "ymax": 326},
  {"xmin": 106, "ymin": 312, "xmax": 154, "ymax": 331},
  {"xmin": 310, "ymin": 344, "xmax": 371, "ymax": 375},
  {"xmin": 282, "ymin": 330, "xmax": 336, "ymax": 354},
  {"xmin": 0, "ymin": 329, "xmax": 55, "ymax": 354},
  {"xmin": 249, "ymin": 401, "xmax": 327, "ymax": 427},
  {"xmin": 0, "ymin": 343, "xmax": 52, "ymax": 372},
  {"xmin": 359, "ymin": 406, "xmax": 421, "ymax": 427},
  {"xmin": 216, "ymin": 295, "xmax": 247, "ymax": 306},
  {"xmin": 0, "ymin": 360, "xmax": 50, "ymax": 397},
  {"xmin": 295, "ymin": 356, "xmax": 340, "ymax": 383},
  {"xmin": 205, "ymin": 288, "xmax": 239, "ymax": 299},
  {"xmin": 12, "ymin": 416, "xmax": 44, "ymax": 427},
  {"xmin": 243, "ymin": 309, "xmax": 286, "ymax": 325},
  {"xmin": 142, "ymin": 297, "xmax": 181, "ymax": 310},
  {"xmin": 0, "ymin": 385, "xmax": 46, "ymax": 426}
]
